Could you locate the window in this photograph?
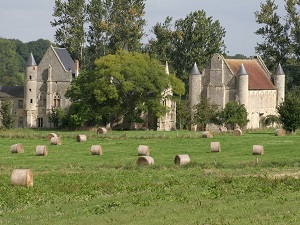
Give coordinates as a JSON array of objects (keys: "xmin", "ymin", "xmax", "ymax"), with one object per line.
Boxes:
[
  {"xmin": 53, "ymin": 93, "xmax": 61, "ymax": 107},
  {"xmin": 30, "ymin": 99, "xmax": 33, "ymax": 103},
  {"xmin": 29, "ymin": 76, "xmax": 32, "ymax": 80},
  {"xmin": 38, "ymin": 118, "xmax": 43, "ymax": 128}
]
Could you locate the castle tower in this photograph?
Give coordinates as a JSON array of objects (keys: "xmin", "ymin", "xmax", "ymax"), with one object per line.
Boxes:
[
  {"xmin": 189, "ymin": 62, "xmax": 202, "ymax": 108},
  {"xmin": 274, "ymin": 63, "xmax": 285, "ymax": 106},
  {"xmin": 24, "ymin": 53, "xmax": 38, "ymax": 127},
  {"xmin": 237, "ymin": 64, "xmax": 248, "ymax": 107}
]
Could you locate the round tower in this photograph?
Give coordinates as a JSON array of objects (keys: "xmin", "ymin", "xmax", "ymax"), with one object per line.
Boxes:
[
  {"xmin": 274, "ymin": 63, "xmax": 285, "ymax": 105},
  {"xmin": 237, "ymin": 63, "xmax": 248, "ymax": 107},
  {"xmin": 24, "ymin": 53, "xmax": 37, "ymax": 110},
  {"xmin": 189, "ymin": 62, "xmax": 202, "ymax": 108},
  {"xmin": 24, "ymin": 53, "xmax": 38, "ymax": 127}
]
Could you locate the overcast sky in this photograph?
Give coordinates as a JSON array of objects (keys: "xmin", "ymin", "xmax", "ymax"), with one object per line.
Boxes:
[{"xmin": 0, "ymin": 0, "xmax": 286, "ymax": 57}]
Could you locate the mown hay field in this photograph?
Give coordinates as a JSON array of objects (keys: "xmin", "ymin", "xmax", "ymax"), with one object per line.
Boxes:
[{"xmin": 0, "ymin": 129, "xmax": 300, "ymax": 224}]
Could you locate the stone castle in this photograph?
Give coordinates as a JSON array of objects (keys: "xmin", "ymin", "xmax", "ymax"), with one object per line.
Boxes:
[{"xmin": 189, "ymin": 53, "xmax": 285, "ymax": 129}]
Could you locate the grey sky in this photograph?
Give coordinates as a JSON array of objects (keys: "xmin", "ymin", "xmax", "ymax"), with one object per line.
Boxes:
[{"xmin": 0, "ymin": 0, "xmax": 286, "ymax": 56}]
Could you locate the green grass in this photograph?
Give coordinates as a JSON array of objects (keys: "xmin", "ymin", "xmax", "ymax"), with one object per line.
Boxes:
[{"xmin": 1, "ymin": 129, "xmax": 300, "ymax": 224}]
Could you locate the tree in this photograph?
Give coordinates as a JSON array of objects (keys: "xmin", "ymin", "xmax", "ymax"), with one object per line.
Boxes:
[
  {"xmin": 0, "ymin": 98, "xmax": 15, "ymax": 129},
  {"xmin": 218, "ymin": 102, "xmax": 248, "ymax": 130},
  {"xmin": 254, "ymin": 0, "xmax": 290, "ymax": 71},
  {"xmin": 277, "ymin": 89, "xmax": 300, "ymax": 132},
  {"xmin": 192, "ymin": 96, "xmax": 218, "ymax": 130},
  {"xmin": 48, "ymin": 107, "xmax": 65, "ymax": 128},
  {"xmin": 66, "ymin": 50, "xmax": 184, "ymax": 129},
  {"xmin": 51, "ymin": 0, "xmax": 86, "ymax": 61}
]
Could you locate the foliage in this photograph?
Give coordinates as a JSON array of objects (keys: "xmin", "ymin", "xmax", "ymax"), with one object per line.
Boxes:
[
  {"xmin": 218, "ymin": 101, "xmax": 248, "ymax": 130},
  {"xmin": 192, "ymin": 96, "xmax": 219, "ymax": 130},
  {"xmin": 176, "ymin": 98, "xmax": 190, "ymax": 130},
  {"xmin": 261, "ymin": 114, "xmax": 281, "ymax": 127},
  {"xmin": 66, "ymin": 50, "xmax": 184, "ymax": 129},
  {"xmin": 0, "ymin": 98, "xmax": 15, "ymax": 129},
  {"xmin": 277, "ymin": 89, "xmax": 300, "ymax": 132},
  {"xmin": 48, "ymin": 107, "xmax": 65, "ymax": 128},
  {"xmin": 51, "ymin": 0, "xmax": 86, "ymax": 61}
]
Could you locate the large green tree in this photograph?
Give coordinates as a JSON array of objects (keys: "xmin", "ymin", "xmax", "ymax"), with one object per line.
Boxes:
[
  {"xmin": 277, "ymin": 89, "xmax": 300, "ymax": 132},
  {"xmin": 66, "ymin": 50, "xmax": 184, "ymax": 129},
  {"xmin": 0, "ymin": 98, "xmax": 15, "ymax": 129},
  {"xmin": 51, "ymin": 0, "xmax": 86, "ymax": 61}
]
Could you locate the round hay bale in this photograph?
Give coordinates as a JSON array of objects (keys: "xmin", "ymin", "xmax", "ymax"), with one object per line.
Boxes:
[
  {"xmin": 36, "ymin": 145, "xmax": 48, "ymax": 156},
  {"xmin": 174, "ymin": 154, "xmax": 190, "ymax": 166},
  {"xmin": 50, "ymin": 136, "xmax": 62, "ymax": 145},
  {"xmin": 11, "ymin": 144, "xmax": 24, "ymax": 154},
  {"xmin": 46, "ymin": 133, "xmax": 57, "ymax": 141},
  {"xmin": 136, "ymin": 156, "xmax": 154, "ymax": 166},
  {"xmin": 76, "ymin": 134, "xmax": 87, "ymax": 142},
  {"xmin": 232, "ymin": 128, "xmax": 242, "ymax": 136},
  {"xmin": 202, "ymin": 131, "xmax": 213, "ymax": 138},
  {"xmin": 252, "ymin": 145, "xmax": 264, "ymax": 155},
  {"xmin": 138, "ymin": 145, "xmax": 150, "ymax": 156},
  {"xmin": 210, "ymin": 142, "xmax": 221, "ymax": 152},
  {"xmin": 275, "ymin": 129, "xmax": 286, "ymax": 136},
  {"xmin": 11, "ymin": 169, "xmax": 33, "ymax": 187},
  {"xmin": 91, "ymin": 145, "xmax": 103, "ymax": 155},
  {"xmin": 97, "ymin": 127, "xmax": 107, "ymax": 134}
]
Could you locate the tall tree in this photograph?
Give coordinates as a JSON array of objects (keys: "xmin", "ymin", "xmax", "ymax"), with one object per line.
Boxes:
[
  {"xmin": 0, "ymin": 98, "xmax": 15, "ymax": 129},
  {"xmin": 254, "ymin": 0, "xmax": 290, "ymax": 71},
  {"xmin": 51, "ymin": 0, "xmax": 86, "ymax": 62},
  {"xmin": 66, "ymin": 50, "xmax": 184, "ymax": 129}
]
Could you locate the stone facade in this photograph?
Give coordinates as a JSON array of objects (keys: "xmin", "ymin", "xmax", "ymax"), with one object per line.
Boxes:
[{"xmin": 189, "ymin": 54, "xmax": 285, "ymax": 129}]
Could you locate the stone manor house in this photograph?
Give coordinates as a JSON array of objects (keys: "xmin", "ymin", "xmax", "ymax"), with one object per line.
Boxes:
[
  {"xmin": 189, "ymin": 53, "xmax": 285, "ymax": 129},
  {"xmin": 0, "ymin": 47, "xmax": 284, "ymax": 130}
]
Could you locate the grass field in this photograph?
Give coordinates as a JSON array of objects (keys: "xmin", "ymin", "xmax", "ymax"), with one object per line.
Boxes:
[{"xmin": 0, "ymin": 129, "xmax": 300, "ymax": 224}]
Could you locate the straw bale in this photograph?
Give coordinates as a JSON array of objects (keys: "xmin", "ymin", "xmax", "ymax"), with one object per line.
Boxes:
[
  {"xmin": 11, "ymin": 144, "xmax": 24, "ymax": 153},
  {"xmin": 97, "ymin": 127, "xmax": 107, "ymax": 134},
  {"xmin": 275, "ymin": 129, "xmax": 286, "ymax": 136},
  {"xmin": 138, "ymin": 145, "xmax": 150, "ymax": 156},
  {"xmin": 76, "ymin": 134, "xmax": 87, "ymax": 142},
  {"xmin": 91, "ymin": 145, "xmax": 103, "ymax": 155},
  {"xmin": 252, "ymin": 145, "xmax": 264, "ymax": 155},
  {"xmin": 11, "ymin": 169, "xmax": 33, "ymax": 187},
  {"xmin": 232, "ymin": 128, "xmax": 242, "ymax": 136},
  {"xmin": 36, "ymin": 145, "xmax": 48, "ymax": 156},
  {"xmin": 50, "ymin": 136, "xmax": 62, "ymax": 145},
  {"xmin": 210, "ymin": 142, "xmax": 221, "ymax": 152},
  {"xmin": 136, "ymin": 156, "xmax": 154, "ymax": 166},
  {"xmin": 174, "ymin": 154, "xmax": 190, "ymax": 166},
  {"xmin": 202, "ymin": 131, "xmax": 213, "ymax": 138},
  {"xmin": 46, "ymin": 133, "xmax": 57, "ymax": 141}
]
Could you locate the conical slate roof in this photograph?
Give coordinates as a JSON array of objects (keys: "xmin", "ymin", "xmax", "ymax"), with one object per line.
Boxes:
[
  {"xmin": 237, "ymin": 63, "xmax": 248, "ymax": 76},
  {"xmin": 275, "ymin": 63, "xmax": 285, "ymax": 75},
  {"xmin": 26, "ymin": 53, "xmax": 37, "ymax": 66},
  {"xmin": 189, "ymin": 62, "xmax": 201, "ymax": 75}
]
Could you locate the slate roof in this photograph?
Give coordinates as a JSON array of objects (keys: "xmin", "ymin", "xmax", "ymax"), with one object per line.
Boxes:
[
  {"xmin": 190, "ymin": 62, "xmax": 201, "ymax": 75},
  {"xmin": 26, "ymin": 53, "xmax": 37, "ymax": 66},
  {"xmin": 53, "ymin": 47, "xmax": 75, "ymax": 74},
  {"xmin": 225, "ymin": 59, "xmax": 276, "ymax": 90},
  {"xmin": 0, "ymin": 86, "xmax": 24, "ymax": 98}
]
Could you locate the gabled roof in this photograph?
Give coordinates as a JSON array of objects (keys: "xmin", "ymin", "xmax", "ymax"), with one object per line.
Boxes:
[
  {"xmin": 225, "ymin": 58, "xmax": 276, "ymax": 90},
  {"xmin": 0, "ymin": 86, "xmax": 24, "ymax": 98},
  {"xmin": 52, "ymin": 46, "xmax": 75, "ymax": 74}
]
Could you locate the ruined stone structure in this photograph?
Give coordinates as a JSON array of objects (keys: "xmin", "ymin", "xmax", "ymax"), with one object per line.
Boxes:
[{"xmin": 189, "ymin": 54, "xmax": 285, "ymax": 129}]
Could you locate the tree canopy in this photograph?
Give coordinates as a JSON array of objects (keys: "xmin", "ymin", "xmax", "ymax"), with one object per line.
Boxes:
[{"xmin": 65, "ymin": 50, "xmax": 184, "ymax": 129}]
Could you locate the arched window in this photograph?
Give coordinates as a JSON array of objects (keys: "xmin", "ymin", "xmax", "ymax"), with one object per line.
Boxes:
[{"xmin": 53, "ymin": 93, "xmax": 61, "ymax": 107}]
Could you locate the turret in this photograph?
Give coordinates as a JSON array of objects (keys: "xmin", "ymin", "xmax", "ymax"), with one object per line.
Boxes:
[
  {"xmin": 274, "ymin": 63, "xmax": 285, "ymax": 105},
  {"xmin": 24, "ymin": 53, "xmax": 37, "ymax": 111},
  {"xmin": 237, "ymin": 64, "xmax": 248, "ymax": 107},
  {"xmin": 189, "ymin": 62, "xmax": 202, "ymax": 108}
]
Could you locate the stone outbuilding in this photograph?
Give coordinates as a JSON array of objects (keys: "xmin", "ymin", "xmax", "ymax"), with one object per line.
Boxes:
[{"xmin": 189, "ymin": 53, "xmax": 285, "ymax": 129}]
